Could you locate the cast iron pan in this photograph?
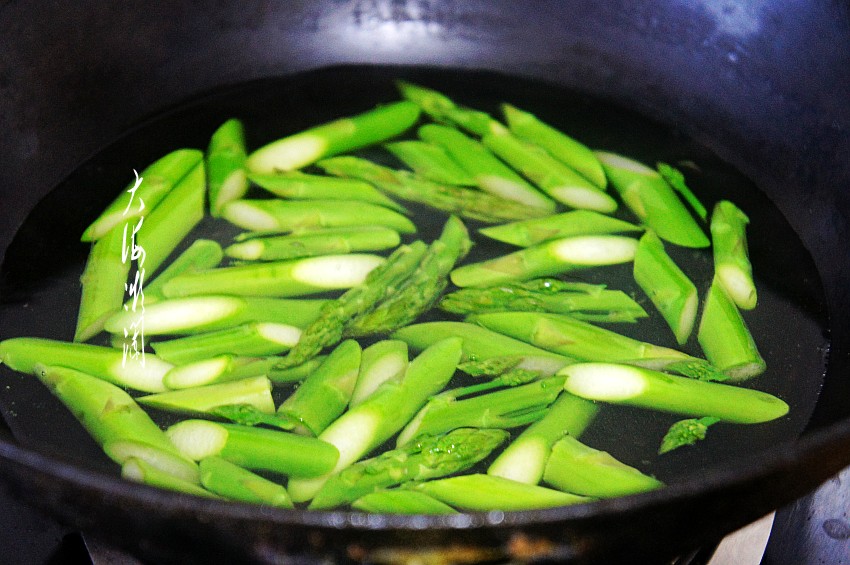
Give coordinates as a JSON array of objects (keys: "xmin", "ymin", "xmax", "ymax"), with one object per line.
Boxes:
[{"xmin": 1, "ymin": 2, "xmax": 849, "ymax": 564}]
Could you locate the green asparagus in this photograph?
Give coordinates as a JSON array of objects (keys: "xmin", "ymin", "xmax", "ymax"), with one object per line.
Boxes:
[
  {"xmin": 249, "ymin": 171, "xmax": 404, "ymax": 212},
  {"xmin": 710, "ymin": 200, "xmax": 757, "ymax": 310},
  {"xmin": 206, "ymin": 118, "xmax": 249, "ymax": 216},
  {"xmin": 479, "ymin": 210, "xmax": 642, "ymax": 248}
]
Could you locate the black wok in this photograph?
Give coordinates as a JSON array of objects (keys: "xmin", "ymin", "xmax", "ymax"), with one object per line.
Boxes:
[{"xmin": 1, "ymin": 2, "xmax": 849, "ymax": 563}]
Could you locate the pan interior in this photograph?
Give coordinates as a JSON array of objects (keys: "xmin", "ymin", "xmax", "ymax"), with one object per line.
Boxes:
[{"xmin": 0, "ymin": 66, "xmax": 830, "ymax": 496}]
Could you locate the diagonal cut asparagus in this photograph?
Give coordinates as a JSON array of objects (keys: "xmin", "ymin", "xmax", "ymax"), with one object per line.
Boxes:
[
  {"xmin": 137, "ymin": 375, "xmax": 275, "ymax": 416},
  {"xmin": 633, "ymin": 230, "xmax": 698, "ymax": 344},
  {"xmin": 249, "ymin": 171, "xmax": 405, "ymax": 212},
  {"xmin": 479, "ymin": 210, "xmax": 642, "ymax": 248},
  {"xmin": 166, "ymin": 419, "xmax": 339, "ymax": 478},
  {"xmin": 161, "ymin": 254, "xmax": 385, "ymax": 298},
  {"xmin": 595, "ymin": 152, "xmax": 709, "ymax": 248},
  {"xmin": 502, "ymin": 103, "xmax": 607, "ymax": 189},
  {"xmin": 317, "ymin": 156, "xmax": 552, "ymax": 223},
  {"xmin": 560, "ymin": 362, "xmax": 788, "ymax": 423},
  {"xmin": 418, "ymin": 124, "xmax": 556, "ymax": 210},
  {"xmin": 384, "ymin": 140, "xmax": 477, "ymax": 186},
  {"xmin": 206, "ymin": 118, "xmax": 249, "ymax": 216},
  {"xmin": 450, "ymin": 235, "xmax": 638, "ymax": 288},
  {"xmin": 657, "ymin": 163, "xmax": 707, "ymax": 222},
  {"xmin": 413, "ymin": 474, "xmax": 591, "ymax": 511},
  {"xmin": 122, "ymin": 458, "xmax": 215, "ymax": 497},
  {"xmin": 277, "ymin": 340, "xmax": 361, "ymax": 436},
  {"xmin": 0, "ymin": 337, "xmax": 172, "ymax": 393},
  {"xmin": 163, "ymin": 355, "xmax": 325, "ymax": 390},
  {"xmin": 710, "ymin": 200, "xmax": 757, "ymax": 310},
  {"xmin": 141, "ymin": 239, "xmax": 223, "ymax": 304},
  {"xmin": 351, "ymin": 490, "xmax": 458, "ymax": 514},
  {"xmin": 199, "ymin": 456, "xmax": 294, "ymax": 508},
  {"xmin": 396, "ymin": 81, "xmax": 497, "ymax": 136},
  {"xmin": 542, "ymin": 435, "xmax": 664, "ymax": 497},
  {"xmin": 697, "ymin": 279, "xmax": 766, "ymax": 380},
  {"xmin": 150, "ymin": 323, "xmax": 302, "ymax": 365},
  {"xmin": 286, "ymin": 337, "xmax": 463, "ymax": 503},
  {"xmin": 309, "ymin": 428, "xmax": 508, "ymax": 509},
  {"xmin": 246, "ymin": 100, "xmax": 421, "ymax": 173},
  {"xmin": 225, "ymin": 227, "xmax": 400, "ymax": 262},
  {"xmin": 350, "ymin": 340, "xmax": 409, "ymax": 407},
  {"xmin": 482, "ymin": 122, "xmax": 618, "ymax": 213},
  {"xmin": 221, "ymin": 198, "xmax": 416, "ymax": 234},
  {"xmin": 488, "ymin": 392, "xmax": 599, "ymax": 484},
  {"xmin": 81, "ymin": 149, "xmax": 203, "ymax": 241}
]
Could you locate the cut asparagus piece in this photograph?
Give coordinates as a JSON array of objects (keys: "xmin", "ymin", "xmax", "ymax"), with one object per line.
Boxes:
[
  {"xmin": 502, "ymin": 103, "xmax": 607, "ymax": 189},
  {"xmin": 482, "ymin": 122, "xmax": 618, "ymax": 213},
  {"xmin": 596, "ymin": 152, "xmax": 709, "ymax": 248},
  {"xmin": 468, "ymin": 312, "xmax": 694, "ymax": 368},
  {"xmin": 274, "ymin": 242, "xmax": 428, "ymax": 369},
  {"xmin": 0, "ymin": 338, "xmax": 172, "ymax": 393},
  {"xmin": 287, "ymin": 337, "xmax": 462, "ymax": 503},
  {"xmin": 488, "ymin": 392, "xmax": 599, "ymax": 484},
  {"xmin": 249, "ymin": 171, "xmax": 405, "ymax": 212},
  {"xmin": 221, "ymin": 198, "xmax": 416, "ymax": 234},
  {"xmin": 74, "ymin": 223, "xmax": 132, "ymax": 342},
  {"xmin": 317, "ymin": 156, "xmax": 551, "ymax": 223},
  {"xmin": 697, "ymin": 279, "xmax": 766, "ymax": 380},
  {"xmin": 122, "ymin": 458, "xmax": 216, "ymax": 498},
  {"xmin": 450, "ymin": 235, "xmax": 638, "ymax": 288},
  {"xmin": 418, "ymin": 124, "xmax": 556, "ymax": 210},
  {"xmin": 439, "ymin": 279, "xmax": 648, "ymax": 323},
  {"xmin": 384, "ymin": 140, "xmax": 477, "ymax": 186},
  {"xmin": 151, "ymin": 323, "xmax": 302, "ymax": 365},
  {"xmin": 166, "ymin": 419, "xmax": 339, "ymax": 478},
  {"xmin": 413, "ymin": 474, "xmax": 591, "ymax": 511},
  {"xmin": 225, "ymin": 226, "xmax": 400, "ymax": 261},
  {"xmin": 479, "ymin": 210, "xmax": 642, "ymax": 248},
  {"xmin": 211, "ymin": 404, "xmax": 300, "ymax": 431},
  {"xmin": 710, "ymin": 200, "xmax": 757, "ymax": 310},
  {"xmin": 350, "ymin": 340, "xmax": 409, "ymax": 407},
  {"xmin": 309, "ymin": 428, "xmax": 508, "ymax": 509},
  {"xmin": 199, "ymin": 456, "xmax": 294, "ymax": 508},
  {"xmin": 659, "ymin": 417, "xmax": 720, "ymax": 454},
  {"xmin": 351, "ymin": 490, "xmax": 458, "ymax": 514},
  {"xmin": 105, "ymin": 296, "xmax": 326, "ymax": 336},
  {"xmin": 81, "ymin": 149, "xmax": 203, "ymax": 241},
  {"xmin": 396, "ymin": 81, "xmax": 497, "ymax": 136},
  {"xmin": 277, "ymin": 340, "xmax": 361, "ymax": 436},
  {"xmin": 560, "ymin": 363, "xmax": 788, "ymax": 423},
  {"xmin": 161, "ymin": 254, "xmax": 385, "ymax": 298},
  {"xmin": 163, "ymin": 355, "xmax": 325, "ymax": 389},
  {"xmin": 657, "ymin": 163, "xmax": 708, "ymax": 222},
  {"xmin": 543, "ymin": 435, "xmax": 664, "ymax": 497},
  {"xmin": 633, "ymin": 231, "xmax": 698, "ymax": 344},
  {"xmin": 344, "ymin": 215, "xmax": 472, "ymax": 337},
  {"xmin": 207, "ymin": 118, "xmax": 249, "ymax": 216},
  {"xmin": 246, "ymin": 100, "xmax": 421, "ymax": 173},
  {"xmin": 137, "ymin": 375, "xmax": 275, "ymax": 416},
  {"xmin": 396, "ymin": 376, "xmax": 566, "ymax": 446},
  {"xmin": 141, "ymin": 239, "xmax": 223, "ymax": 304}
]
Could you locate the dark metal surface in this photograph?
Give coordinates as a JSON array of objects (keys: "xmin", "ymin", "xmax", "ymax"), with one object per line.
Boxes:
[{"xmin": 1, "ymin": 1, "xmax": 850, "ymax": 564}]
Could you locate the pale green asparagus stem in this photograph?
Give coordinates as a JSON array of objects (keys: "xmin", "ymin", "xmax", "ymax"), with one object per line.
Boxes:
[
  {"xmin": 225, "ymin": 226, "xmax": 400, "ymax": 261},
  {"xmin": 162, "ymin": 355, "xmax": 325, "ymax": 390},
  {"xmin": 479, "ymin": 210, "xmax": 642, "ymax": 247},
  {"xmin": 350, "ymin": 340, "xmax": 409, "ymax": 407},
  {"xmin": 413, "ymin": 474, "xmax": 591, "ymax": 511},
  {"xmin": 137, "ymin": 375, "xmax": 275, "ymax": 416},
  {"xmin": 122, "ymin": 458, "xmax": 214, "ymax": 497},
  {"xmin": 199, "ymin": 456, "xmax": 294, "ymax": 507},
  {"xmin": 141, "ymin": 239, "xmax": 223, "ymax": 304},
  {"xmin": 396, "ymin": 81, "xmax": 497, "ymax": 135},
  {"xmin": 206, "ymin": 118, "xmax": 249, "ymax": 216},
  {"xmin": 351, "ymin": 490, "xmax": 458, "ymax": 514},
  {"xmin": 150, "ymin": 323, "xmax": 302, "ymax": 365},
  {"xmin": 710, "ymin": 200, "xmax": 757, "ymax": 310},
  {"xmin": 384, "ymin": 140, "xmax": 476, "ymax": 186},
  {"xmin": 657, "ymin": 163, "xmax": 708, "ymax": 222},
  {"xmin": 249, "ymin": 171, "xmax": 405, "ymax": 212}
]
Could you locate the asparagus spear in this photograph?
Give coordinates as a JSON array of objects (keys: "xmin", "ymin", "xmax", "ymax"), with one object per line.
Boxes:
[
  {"xmin": 206, "ymin": 118, "xmax": 249, "ymax": 216},
  {"xmin": 659, "ymin": 417, "xmax": 720, "ymax": 454},
  {"xmin": 122, "ymin": 458, "xmax": 215, "ymax": 498},
  {"xmin": 309, "ymin": 428, "xmax": 508, "ymax": 509},
  {"xmin": 384, "ymin": 140, "xmax": 477, "ymax": 186},
  {"xmin": 0, "ymin": 337, "xmax": 172, "ymax": 393},
  {"xmin": 595, "ymin": 152, "xmax": 709, "ymax": 248},
  {"xmin": 543, "ymin": 435, "xmax": 664, "ymax": 498},
  {"xmin": 418, "ymin": 124, "xmax": 556, "ymax": 210},
  {"xmin": 413, "ymin": 474, "xmax": 591, "ymax": 511},
  {"xmin": 697, "ymin": 279, "xmax": 766, "ymax": 380},
  {"xmin": 163, "ymin": 355, "xmax": 325, "ymax": 390},
  {"xmin": 350, "ymin": 340, "xmax": 409, "ymax": 407},
  {"xmin": 81, "ymin": 149, "xmax": 203, "ymax": 241},
  {"xmin": 502, "ymin": 103, "xmax": 607, "ymax": 189},
  {"xmin": 396, "ymin": 81, "xmax": 497, "ymax": 136},
  {"xmin": 150, "ymin": 323, "xmax": 302, "ymax": 365},
  {"xmin": 246, "ymin": 100, "xmax": 421, "ymax": 173},
  {"xmin": 221, "ymin": 198, "xmax": 416, "ymax": 234},
  {"xmin": 657, "ymin": 162, "xmax": 708, "ymax": 222},
  {"xmin": 317, "ymin": 156, "xmax": 551, "ymax": 223},
  {"xmin": 482, "ymin": 122, "xmax": 618, "ymax": 213},
  {"xmin": 450, "ymin": 235, "xmax": 639, "ymax": 288},
  {"xmin": 478, "ymin": 210, "xmax": 642, "ymax": 248},
  {"xmin": 710, "ymin": 200, "xmax": 757, "ymax": 310},
  {"xmin": 488, "ymin": 392, "xmax": 599, "ymax": 484},
  {"xmin": 277, "ymin": 340, "xmax": 361, "ymax": 436},
  {"xmin": 199, "ymin": 456, "xmax": 294, "ymax": 507},
  {"xmin": 439, "ymin": 279, "xmax": 648, "ymax": 323},
  {"xmin": 351, "ymin": 490, "xmax": 458, "ymax": 514},
  {"xmin": 137, "ymin": 375, "xmax": 275, "ymax": 416},
  {"xmin": 225, "ymin": 227, "xmax": 401, "ymax": 261},
  {"xmin": 249, "ymin": 171, "xmax": 405, "ymax": 212},
  {"xmin": 161, "ymin": 254, "xmax": 385, "ymax": 298},
  {"xmin": 344, "ymin": 215, "xmax": 472, "ymax": 337},
  {"xmin": 166, "ymin": 419, "xmax": 339, "ymax": 478},
  {"xmin": 141, "ymin": 239, "xmax": 223, "ymax": 304},
  {"xmin": 560, "ymin": 362, "xmax": 788, "ymax": 423},
  {"xmin": 633, "ymin": 231, "xmax": 698, "ymax": 344},
  {"xmin": 287, "ymin": 337, "xmax": 463, "ymax": 503},
  {"xmin": 74, "ymin": 222, "xmax": 132, "ymax": 342}
]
